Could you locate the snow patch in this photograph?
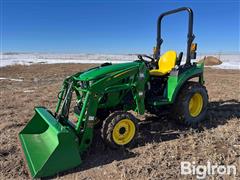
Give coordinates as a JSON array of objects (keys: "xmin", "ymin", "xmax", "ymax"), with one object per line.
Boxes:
[
  {"xmin": 1, "ymin": 53, "xmax": 239, "ymax": 70},
  {"xmin": 0, "ymin": 77, "xmax": 23, "ymax": 82},
  {"xmin": 23, "ymin": 90, "xmax": 35, "ymax": 93}
]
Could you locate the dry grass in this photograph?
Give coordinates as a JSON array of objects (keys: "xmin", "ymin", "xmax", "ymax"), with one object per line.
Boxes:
[{"xmin": 0, "ymin": 64, "xmax": 239, "ymax": 179}]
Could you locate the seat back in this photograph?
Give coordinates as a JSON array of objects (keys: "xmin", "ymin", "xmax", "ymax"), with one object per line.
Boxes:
[{"xmin": 158, "ymin": 50, "xmax": 177, "ymax": 74}]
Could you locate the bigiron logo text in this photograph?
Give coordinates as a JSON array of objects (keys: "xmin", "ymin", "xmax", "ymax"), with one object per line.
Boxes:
[{"xmin": 180, "ymin": 161, "xmax": 237, "ymax": 179}]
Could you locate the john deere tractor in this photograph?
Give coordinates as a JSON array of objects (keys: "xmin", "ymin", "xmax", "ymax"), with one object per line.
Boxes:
[{"xmin": 19, "ymin": 7, "xmax": 208, "ymax": 178}]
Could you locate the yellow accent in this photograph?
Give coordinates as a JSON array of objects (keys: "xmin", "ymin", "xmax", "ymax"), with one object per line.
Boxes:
[
  {"xmin": 112, "ymin": 119, "xmax": 136, "ymax": 145},
  {"xmin": 189, "ymin": 92, "xmax": 203, "ymax": 117},
  {"xmin": 153, "ymin": 46, "xmax": 157, "ymax": 54},
  {"xmin": 150, "ymin": 50, "xmax": 177, "ymax": 76},
  {"xmin": 191, "ymin": 43, "xmax": 197, "ymax": 52},
  {"xmin": 113, "ymin": 69, "xmax": 132, "ymax": 78}
]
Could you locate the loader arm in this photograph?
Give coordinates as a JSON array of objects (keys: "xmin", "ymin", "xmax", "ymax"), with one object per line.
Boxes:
[{"xmin": 52, "ymin": 61, "xmax": 149, "ymax": 152}]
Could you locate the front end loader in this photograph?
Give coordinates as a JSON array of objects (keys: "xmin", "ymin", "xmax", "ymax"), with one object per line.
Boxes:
[{"xmin": 19, "ymin": 7, "xmax": 208, "ymax": 178}]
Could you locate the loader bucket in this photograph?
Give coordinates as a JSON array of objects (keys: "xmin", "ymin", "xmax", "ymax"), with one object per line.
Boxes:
[{"xmin": 19, "ymin": 107, "xmax": 82, "ymax": 178}]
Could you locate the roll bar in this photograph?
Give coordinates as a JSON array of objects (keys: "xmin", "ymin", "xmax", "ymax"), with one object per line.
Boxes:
[{"xmin": 154, "ymin": 7, "xmax": 195, "ymax": 65}]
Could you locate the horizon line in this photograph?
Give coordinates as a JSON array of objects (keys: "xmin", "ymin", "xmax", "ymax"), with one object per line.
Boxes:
[{"xmin": 1, "ymin": 51, "xmax": 240, "ymax": 55}]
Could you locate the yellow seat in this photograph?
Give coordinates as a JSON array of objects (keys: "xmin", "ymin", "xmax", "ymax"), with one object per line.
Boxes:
[{"xmin": 150, "ymin": 50, "xmax": 177, "ymax": 76}]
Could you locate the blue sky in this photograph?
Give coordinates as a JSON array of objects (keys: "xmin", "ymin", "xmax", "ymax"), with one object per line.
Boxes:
[{"xmin": 1, "ymin": 0, "xmax": 239, "ymax": 54}]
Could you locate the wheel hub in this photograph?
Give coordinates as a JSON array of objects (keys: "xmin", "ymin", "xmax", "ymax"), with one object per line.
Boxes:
[
  {"xmin": 189, "ymin": 92, "xmax": 203, "ymax": 117},
  {"xmin": 112, "ymin": 119, "xmax": 135, "ymax": 145}
]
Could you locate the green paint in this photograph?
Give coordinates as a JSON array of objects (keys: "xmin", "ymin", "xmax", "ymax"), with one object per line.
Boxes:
[
  {"xmin": 19, "ymin": 60, "xmax": 205, "ymax": 178},
  {"xmin": 78, "ymin": 62, "xmax": 140, "ymax": 81},
  {"xmin": 167, "ymin": 64, "xmax": 204, "ymax": 103},
  {"xmin": 19, "ymin": 108, "xmax": 81, "ymax": 178}
]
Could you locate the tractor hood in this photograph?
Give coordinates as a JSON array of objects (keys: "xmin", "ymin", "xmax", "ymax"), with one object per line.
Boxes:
[{"xmin": 78, "ymin": 62, "xmax": 140, "ymax": 81}]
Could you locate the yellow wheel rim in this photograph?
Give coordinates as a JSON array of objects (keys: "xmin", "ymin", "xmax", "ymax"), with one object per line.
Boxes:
[
  {"xmin": 189, "ymin": 92, "xmax": 203, "ymax": 117},
  {"xmin": 112, "ymin": 119, "xmax": 136, "ymax": 145}
]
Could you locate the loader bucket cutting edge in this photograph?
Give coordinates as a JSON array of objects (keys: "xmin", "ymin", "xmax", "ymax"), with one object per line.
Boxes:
[{"xmin": 19, "ymin": 107, "xmax": 82, "ymax": 178}]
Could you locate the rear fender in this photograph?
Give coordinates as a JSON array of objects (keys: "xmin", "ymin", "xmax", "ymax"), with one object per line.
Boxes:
[{"xmin": 167, "ymin": 63, "xmax": 204, "ymax": 103}]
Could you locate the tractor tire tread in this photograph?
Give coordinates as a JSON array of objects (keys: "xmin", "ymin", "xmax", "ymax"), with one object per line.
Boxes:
[
  {"xmin": 101, "ymin": 111, "xmax": 139, "ymax": 149},
  {"xmin": 171, "ymin": 81, "xmax": 208, "ymax": 127}
]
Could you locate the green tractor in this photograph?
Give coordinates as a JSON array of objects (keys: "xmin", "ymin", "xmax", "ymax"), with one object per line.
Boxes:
[{"xmin": 19, "ymin": 7, "xmax": 208, "ymax": 178}]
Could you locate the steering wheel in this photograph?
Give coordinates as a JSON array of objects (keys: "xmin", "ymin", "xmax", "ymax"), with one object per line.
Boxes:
[
  {"xmin": 137, "ymin": 54, "xmax": 155, "ymax": 69},
  {"xmin": 138, "ymin": 54, "xmax": 154, "ymax": 62}
]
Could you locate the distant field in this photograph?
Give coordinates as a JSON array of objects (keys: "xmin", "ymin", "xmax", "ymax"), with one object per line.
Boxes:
[
  {"xmin": 1, "ymin": 52, "xmax": 240, "ymax": 69},
  {"xmin": 0, "ymin": 63, "xmax": 239, "ymax": 179}
]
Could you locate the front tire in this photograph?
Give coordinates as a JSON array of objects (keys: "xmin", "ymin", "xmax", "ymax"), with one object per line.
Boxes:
[
  {"xmin": 172, "ymin": 82, "xmax": 208, "ymax": 126},
  {"xmin": 101, "ymin": 111, "xmax": 139, "ymax": 149}
]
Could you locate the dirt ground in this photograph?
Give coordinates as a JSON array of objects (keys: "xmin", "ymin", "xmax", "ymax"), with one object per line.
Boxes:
[{"xmin": 0, "ymin": 63, "xmax": 239, "ymax": 179}]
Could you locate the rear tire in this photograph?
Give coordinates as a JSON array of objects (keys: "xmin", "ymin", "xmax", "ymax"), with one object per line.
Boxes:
[
  {"xmin": 101, "ymin": 111, "xmax": 139, "ymax": 149},
  {"xmin": 171, "ymin": 82, "xmax": 208, "ymax": 127}
]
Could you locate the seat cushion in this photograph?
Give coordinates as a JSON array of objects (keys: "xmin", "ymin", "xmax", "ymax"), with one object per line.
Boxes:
[
  {"xmin": 149, "ymin": 69, "xmax": 165, "ymax": 76},
  {"xmin": 150, "ymin": 50, "xmax": 177, "ymax": 76}
]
